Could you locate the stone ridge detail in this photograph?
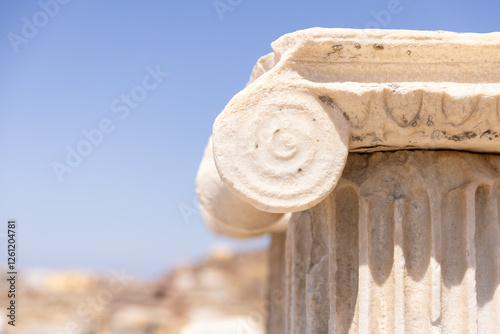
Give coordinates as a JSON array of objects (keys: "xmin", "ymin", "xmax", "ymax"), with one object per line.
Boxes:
[{"xmin": 211, "ymin": 28, "xmax": 500, "ymax": 214}]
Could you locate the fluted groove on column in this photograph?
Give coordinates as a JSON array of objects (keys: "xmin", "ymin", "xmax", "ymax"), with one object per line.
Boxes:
[
  {"xmin": 475, "ymin": 184, "xmax": 500, "ymax": 333},
  {"xmin": 466, "ymin": 187, "xmax": 479, "ymax": 334},
  {"xmin": 333, "ymin": 187, "xmax": 359, "ymax": 333},
  {"xmin": 328, "ymin": 194, "xmax": 339, "ymax": 334},
  {"xmin": 428, "ymin": 188, "xmax": 442, "ymax": 332},
  {"xmin": 368, "ymin": 195, "xmax": 395, "ymax": 333},
  {"xmin": 285, "ymin": 151, "xmax": 500, "ymax": 333},
  {"xmin": 441, "ymin": 186, "xmax": 477, "ymax": 333},
  {"xmin": 357, "ymin": 198, "xmax": 369, "ymax": 334},
  {"xmin": 267, "ymin": 232, "xmax": 287, "ymax": 334},
  {"xmin": 393, "ymin": 197, "xmax": 406, "ymax": 334},
  {"xmin": 286, "ymin": 211, "xmax": 312, "ymax": 334},
  {"xmin": 401, "ymin": 190, "xmax": 432, "ymax": 333},
  {"xmin": 306, "ymin": 206, "xmax": 330, "ymax": 333}
]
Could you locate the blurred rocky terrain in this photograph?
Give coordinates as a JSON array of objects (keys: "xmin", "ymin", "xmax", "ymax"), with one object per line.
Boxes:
[{"xmin": 2, "ymin": 248, "xmax": 269, "ymax": 334}]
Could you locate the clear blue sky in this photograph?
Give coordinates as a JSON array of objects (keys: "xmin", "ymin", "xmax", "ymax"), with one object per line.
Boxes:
[{"xmin": 1, "ymin": 0, "xmax": 499, "ymax": 279}]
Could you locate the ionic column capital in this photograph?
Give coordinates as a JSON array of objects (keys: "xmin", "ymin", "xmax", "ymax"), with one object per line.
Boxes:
[{"xmin": 211, "ymin": 28, "xmax": 500, "ymax": 213}]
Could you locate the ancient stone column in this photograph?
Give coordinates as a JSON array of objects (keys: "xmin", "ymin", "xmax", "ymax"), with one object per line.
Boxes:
[{"xmin": 197, "ymin": 28, "xmax": 500, "ymax": 333}]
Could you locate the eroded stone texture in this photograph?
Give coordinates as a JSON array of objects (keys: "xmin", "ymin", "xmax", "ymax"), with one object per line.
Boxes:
[{"xmin": 286, "ymin": 150, "xmax": 500, "ymax": 334}]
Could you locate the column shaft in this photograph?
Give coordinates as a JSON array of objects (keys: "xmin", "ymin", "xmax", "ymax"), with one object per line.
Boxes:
[{"xmin": 285, "ymin": 150, "xmax": 500, "ymax": 334}]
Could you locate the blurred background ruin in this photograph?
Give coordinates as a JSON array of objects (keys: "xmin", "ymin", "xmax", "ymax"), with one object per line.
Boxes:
[{"xmin": 5, "ymin": 247, "xmax": 270, "ymax": 333}]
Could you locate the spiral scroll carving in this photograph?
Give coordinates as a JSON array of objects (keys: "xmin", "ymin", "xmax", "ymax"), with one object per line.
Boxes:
[{"xmin": 212, "ymin": 92, "xmax": 349, "ymax": 213}]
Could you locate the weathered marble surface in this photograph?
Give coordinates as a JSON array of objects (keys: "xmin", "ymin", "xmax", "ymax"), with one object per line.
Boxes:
[
  {"xmin": 212, "ymin": 28, "xmax": 500, "ymax": 213},
  {"xmin": 286, "ymin": 150, "xmax": 500, "ymax": 334}
]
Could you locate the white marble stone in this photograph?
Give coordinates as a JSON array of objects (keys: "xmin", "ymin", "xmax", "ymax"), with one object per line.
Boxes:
[{"xmin": 196, "ymin": 28, "xmax": 500, "ymax": 334}]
